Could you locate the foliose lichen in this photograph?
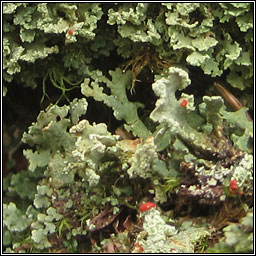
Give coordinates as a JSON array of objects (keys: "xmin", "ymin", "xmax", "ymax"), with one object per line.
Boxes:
[{"xmin": 3, "ymin": 3, "xmax": 253, "ymax": 253}]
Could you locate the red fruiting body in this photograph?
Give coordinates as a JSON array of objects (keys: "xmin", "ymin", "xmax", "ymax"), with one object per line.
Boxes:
[
  {"xmin": 134, "ymin": 243, "xmax": 144, "ymax": 252},
  {"xmin": 68, "ymin": 29, "xmax": 73, "ymax": 35},
  {"xmin": 139, "ymin": 202, "xmax": 156, "ymax": 212},
  {"xmin": 239, "ymin": 190, "xmax": 244, "ymax": 196},
  {"xmin": 229, "ymin": 180, "xmax": 238, "ymax": 194},
  {"xmin": 180, "ymin": 99, "xmax": 188, "ymax": 107}
]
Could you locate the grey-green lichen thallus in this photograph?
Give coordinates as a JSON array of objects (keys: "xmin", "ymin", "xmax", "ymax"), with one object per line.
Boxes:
[{"xmin": 3, "ymin": 3, "xmax": 253, "ymax": 253}]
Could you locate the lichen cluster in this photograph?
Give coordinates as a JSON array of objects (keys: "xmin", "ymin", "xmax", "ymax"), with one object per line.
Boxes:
[{"xmin": 3, "ymin": 3, "xmax": 253, "ymax": 253}]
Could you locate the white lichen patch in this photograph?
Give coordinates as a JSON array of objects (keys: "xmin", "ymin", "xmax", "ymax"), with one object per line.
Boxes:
[
  {"xmin": 170, "ymin": 221, "xmax": 211, "ymax": 253},
  {"xmin": 126, "ymin": 137, "xmax": 168, "ymax": 179},
  {"xmin": 70, "ymin": 120, "xmax": 88, "ymax": 134},
  {"xmin": 134, "ymin": 208, "xmax": 211, "ymax": 253},
  {"xmin": 84, "ymin": 168, "xmax": 100, "ymax": 187},
  {"xmin": 133, "ymin": 208, "xmax": 177, "ymax": 253},
  {"xmin": 231, "ymin": 153, "xmax": 253, "ymax": 191},
  {"xmin": 182, "ymin": 150, "xmax": 253, "ymax": 204},
  {"xmin": 207, "ymin": 178, "xmax": 217, "ymax": 186}
]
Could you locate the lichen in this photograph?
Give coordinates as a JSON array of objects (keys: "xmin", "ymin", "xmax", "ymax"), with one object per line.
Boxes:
[
  {"xmin": 178, "ymin": 151, "xmax": 253, "ymax": 205},
  {"xmin": 81, "ymin": 68, "xmax": 152, "ymax": 138},
  {"xmin": 126, "ymin": 137, "xmax": 169, "ymax": 179},
  {"xmin": 231, "ymin": 153, "xmax": 253, "ymax": 194},
  {"xmin": 133, "ymin": 207, "xmax": 211, "ymax": 253},
  {"xmin": 3, "ymin": 3, "xmax": 253, "ymax": 253},
  {"xmin": 150, "ymin": 67, "xmax": 240, "ymax": 160},
  {"xmin": 207, "ymin": 210, "xmax": 253, "ymax": 253},
  {"xmin": 3, "ymin": 203, "xmax": 30, "ymax": 232},
  {"xmin": 133, "ymin": 207, "xmax": 177, "ymax": 253}
]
